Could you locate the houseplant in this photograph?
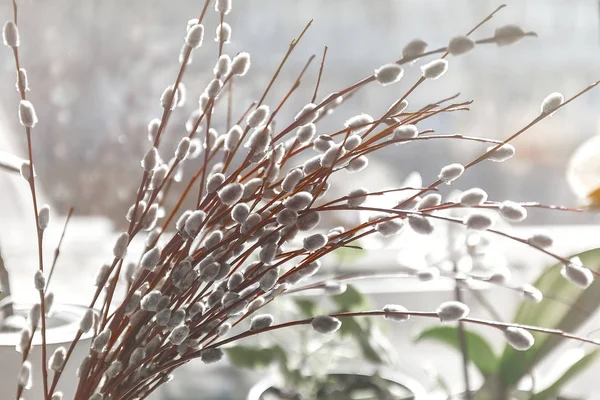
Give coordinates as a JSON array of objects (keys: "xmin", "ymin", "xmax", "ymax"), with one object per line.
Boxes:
[
  {"xmin": 416, "ymin": 248, "xmax": 600, "ymax": 399},
  {"xmin": 2, "ymin": 1, "xmax": 600, "ymax": 399},
  {"xmin": 236, "ymin": 284, "xmax": 427, "ymax": 399}
]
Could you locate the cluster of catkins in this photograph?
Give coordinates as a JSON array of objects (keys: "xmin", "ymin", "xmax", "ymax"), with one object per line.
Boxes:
[{"xmin": 2, "ymin": 0, "xmax": 594, "ymax": 398}]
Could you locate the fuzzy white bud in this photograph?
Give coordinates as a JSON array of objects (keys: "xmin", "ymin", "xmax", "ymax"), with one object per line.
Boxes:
[
  {"xmin": 207, "ymin": 173, "xmax": 226, "ymax": 193},
  {"xmin": 147, "ymin": 118, "xmax": 160, "ymax": 142},
  {"xmin": 140, "ymin": 247, "xmax": 160, "ymax": 270},
  {"xmin": 303, "ymin": 233, "xmax": 328, "ymax": 252},
  {"xmin": 201, "ymin": 348, "xmax": 224, "ymax": 364},
  {"xmin": 276, "ymin": 208, "xmax": 297, "ymax": 226},
  {"xmin": 499, "ymin": 201, "xmax": 527, "ymax": 222},
  {"xmin": 504, "ymin": 327, "xmax": 534, "ymax": 351},
  {"xmin": 293, "ymin": 103, "xmax": 320, "ymax": 125},
  {"xmin": 215, "ymin": 22, "xmax": 232, "ymax": 44},
  {"xmin": 18, "ymin": 100, "xmax": 38, "ymax": 128},
  {"xmin": 205, "ymin": 78, "xmax": 223, "ymax": 99},
  {"xmin": 3, "ymin": 21, "xmax": 19, "ymax": 47},
  {"xmin": 347, "ymin": 156, "xmax": 369, "ymax": 173},
  {"xmin": 215, "ymin": 0, "xmax": 232, "ymax": 14},
  {"xmin": 16, "ymin": 327, "xmax": 31, "ymax": 353},
  {"xmin": 105, "ymin": 361, "xmax": 123, "ymax": 379},
  {"xmin": 33, "ymin": 270, "xmax": 46, "ymax": 291},
  {"xmin": 284, "ymin": 191, "xmax": 313, "ymax": 211},
  {"xmin": 344, "ymin": 113, "xmax": 373, "ymax": 135},
  {"xmin": 486, "ymin": 144, "xmax": 515, "ymax": 162},
  {"xmin": 408, "ymin": 215, "xmax": 434, "ymax": 235},
  {"xmin": 245, "ymin": 125, "xmax": 271, "ymax": 154},
  {"xmin": 393, "ymin": 125, "xmax": 419, "ymax": 141},
  {"xmin": 185, "ymin": 210, "xmax": 206, "ymax": 237},
  {"xmin": 402, "ymin": 38, "xmax": 428, "ymax": 59},
  {"xmin": 16, "ymin": 68, "xmax": 29, "ymax": 92},
  {"xmin": 185, "ymin": 23, "xmax": 204, "ymax": 48},
  {"xmin": 347, "ymin": 188, "xmax": 368, "ymax": 207},
  {"xmin": 448, "ymin": 36, "xmax": 475, "ymax": 55},
  {"xmin": 321, "ymin": 144, "xmax": 346, "ymax": 168},
  {"xmin": 417, "ymin": 267, "xmax": 440, "ymax": 281},
  {"xmin": 241, "ymin": 213, "xmax": 261, "ymax": 235},
  {"xmin": 311, "ymin": 315, "xmax": 342, "ymax": 334},
  {"xmin": 48, "ymin": 347, "xmax": 66, "ymax": 372},
  {"xmin": 374, "ymin": 63, "xmax": 403, "ymax": 86},
  {"xmin": 343, "ymin": 135, "xmax": 362, "ymax": 151},
  {"xmin": 141, "ymin": 147, "xmax": 159, "ymax": 172},
  {"xmin": 36, "ymin": 204, "xmax": 50, "ymax": 230},
  {"xmin": 296, "ymin": 124, "xmax": 316, "ymax": 144},
  {"xmin": 77, "ymin": 356, "xmax": 90, "ymax": 377},
  {"xmin": 175, "ymin": 137, "xmax": 190, "ymax": 160},
  {"xmin": 540, "ymin": 92, "xmax": 564, "ymax": 115},
  {"xmin": 376, "ymin": 219, "xmax": 404, "ymax": 237},
  {"xmin": 213, "ymin": 55, "xmax": 232, "ymax": 79},
  {"xmin": 494, "ymin": 24, "xmax": 529, "ymax": 46},
  {"xmin": 218, "ymin": 182, "xmax": 244, "ymax": 205},
  {"xmin": 417, "ymin": 193, "xmax": 442, "ymax": 210},
  {"xmin": 223, "ymin": 126, "xmax": 242, "ymax": 152},
  {"xmin": 247, "ymin": 105, "xmax": 270, "ymax": 128},
  {"xmin": 168, "ymin": 325, "xmax": 190, "ymax": 345},
  {"xmin": 150, "ymin": 165, "xmax": 168, "ymax": 190},
  {"xmin": 281, "ymin": 168, "xmax": 304, "ymax": 192},
  {"xmin": 383, "ymin": 304, "xmax": 410, "ymax": 322},
  {"xmin": 527, "ymin": 233, "xmax": 553, "ymax": 248},
  {"xmin": 18, "ymin": 361, "xmax": 32, "ymax": 389},
  {"xmin": 94, "ymin": 264, "xmax": 111, "ymax": 288},
  {"xmin": 231, "ymin": 203, "xmax": 250, "ymax": 223},
  {"xmin": 460, "ymin": 188, "xmax": 488, "ymax": 206},
  {"xmin": 160, "ymin": 85, "xmax": 179, "ymax": 110},
  {"xmin": 421, "ymin": 59, "xmax": 448, "ymax": 80},
  {"xmin": 522, "ymin": 284, "xmax": 543, "ymax": 303},
  {"xmin": 140, "ymin": 290, "xmax": 162, "ymax": 311},
  {"xmin": 259, "ymin": 269, "xmax": 279, "ymax": 291},
  {"xmin": 19, "ymin": 161, "xmax": 33, "ymax": 181},
  {"xmin": 437, "ymin": 301, "xmax": 469, "ymax": 322},
  {"xmin": 250, "ymin": 314, "xmax": 274, "ymax": 331},
  {"xmin": 113, "ymin": 232, "xmax": 129, "ymax": 259},
  {"xmin": 561, "ymin": 259, "xmax": 594, "ymax": 289},
  {"xmin": 91, "ymin": 328, "xmax": 111, "ymax": 352},
  {"xmin": 465, "ymin": 213, "xmax": 494, "ymax": 230},
  {"xmin": 296, "ymin": 211, "xmax": 320, "ymax": 231},
  {"xmin": 231, "ymin": 52, "xmax": 251, "ymax": 76},
  {"xmin": 79, "ymin": 308, "xmax": 95, "ymax": 333},
  {"xmin": 439, "ymin": 163, "xmax": 464, "ymax": 184}
]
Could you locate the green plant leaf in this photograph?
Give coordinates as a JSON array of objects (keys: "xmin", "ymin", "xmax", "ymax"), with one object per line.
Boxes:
[
  {"xmin": 331, "ymin": 284, "xmax": 368, "ymax": 312},
  {"xmin": 415, "ymin": 325, "xmax": 499, "ymax": 376},
  {"xmin": 225, "ymin": 345, "xmax": 287, "ymax": 369},
  {"xmin": 333, "ymin": 241, "xmax": 365, "ymax": 264},
  {"xmin": 531, "ymin": 350, "xmax": 598, "ymax": 400},
  {"xmin": 339, "ymin": 316, "xmax": 386, "ymax": 364},
  {"xmin": 499, "ymin": 248, "xmax": 600, "ymax": 388},
  {"xmin": 294, "ymin": 298, "xmax": 318, "ymax": 317}
]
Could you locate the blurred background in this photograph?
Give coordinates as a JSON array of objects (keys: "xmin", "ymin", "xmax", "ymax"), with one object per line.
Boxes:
[
  {"xmin": 1, "ymin": 0, "xmax": 599, "ymax": 226},
  {"xmin": 2, "ymin": 0, "xmax": 600, "ymax": 399}
]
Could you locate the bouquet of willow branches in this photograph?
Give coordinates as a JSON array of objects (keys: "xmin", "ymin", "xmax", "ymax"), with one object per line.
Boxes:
[{"xmin": 3, "ymin": 0, "xmax": 600, "ymax": 399}]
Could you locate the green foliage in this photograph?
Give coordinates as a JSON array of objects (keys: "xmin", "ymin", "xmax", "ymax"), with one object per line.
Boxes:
[
  {"xmin": 331, "ymin": 284, "xmax": 369, "ymax": 312},
  {"xmin": 230, "ymin": 283, "xmax": 395, "ymax": 397},
  {"xmin": 333, "ymin": 241, "xmax": 366, "ymax": 264},
  {"xmin": 415, "ymin": 248, "xmax": 600, "ymax": 399},
  {"xmin": 499, "ymin": 248, "xmax": 600, "ymax": 389},
  {"xmin": 225, "ymin": 345, "xmax": 287, "ymax": 369},
  {"xmin": 294, "ymin": 298, "xmax": 317, "ymax": 318},
  {"xmin": 415, "ymin": 326, "xmax": 499, "ymax": 376},
  {"xmin": 531, "ymin": 350, "xmax": 598, "ymax": 400}
]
